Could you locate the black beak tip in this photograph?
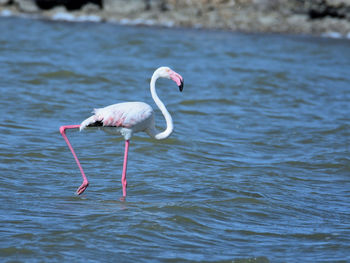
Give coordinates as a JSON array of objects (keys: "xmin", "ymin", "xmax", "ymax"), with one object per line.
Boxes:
[{"xmin": 179, "ymin": 80, "xmax": 184, "ymax": 92}]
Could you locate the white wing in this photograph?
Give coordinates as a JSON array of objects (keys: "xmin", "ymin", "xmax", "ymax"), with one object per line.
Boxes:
[{"xmin": 80, "ymin": 102, "xmax": 154, "ymax": 132}]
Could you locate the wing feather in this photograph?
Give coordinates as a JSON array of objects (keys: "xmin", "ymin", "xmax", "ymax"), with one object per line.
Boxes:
[{"xmin": 80, "ymin": 102, "xmax": 153, "ymax": 131}]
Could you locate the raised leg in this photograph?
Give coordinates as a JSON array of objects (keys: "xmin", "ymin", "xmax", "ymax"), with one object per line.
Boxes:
[
  {"xmin": 120, "ymin": 140, "xmax": 129, "ymax": 201},
  {"xmin": 60, "ymin": 125, "xmax": 89, "ymax": 195}
]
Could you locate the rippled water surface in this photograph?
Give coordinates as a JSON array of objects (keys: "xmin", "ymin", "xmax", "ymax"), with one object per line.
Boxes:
[{"xmin": 1, "ymin": 17, "xmax": 350, "ymax": 262}]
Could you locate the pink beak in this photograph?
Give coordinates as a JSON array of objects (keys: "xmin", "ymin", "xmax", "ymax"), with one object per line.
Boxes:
[{"xmin": 170, "ymin": 70, "xmax": 184, "ymax": 92}]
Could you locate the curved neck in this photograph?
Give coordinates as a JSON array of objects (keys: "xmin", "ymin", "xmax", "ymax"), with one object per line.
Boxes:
[{"xmin": 150, "ymin": 72, "xmax": 173, "ymax": 140}]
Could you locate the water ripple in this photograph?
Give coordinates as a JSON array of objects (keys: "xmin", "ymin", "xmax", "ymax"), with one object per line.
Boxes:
[{"xmin": 1, "ymin": 16, "xmax": 350, "ymax": 263}]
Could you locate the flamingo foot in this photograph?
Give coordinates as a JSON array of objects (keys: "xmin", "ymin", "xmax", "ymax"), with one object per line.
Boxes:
[
  {"xmin": 119, "ymin": 196, "xmax": 126, "ymax": 202},
  {"xmin": 76, "ymin": 180, "xmax": 89, "ymax": 195}
]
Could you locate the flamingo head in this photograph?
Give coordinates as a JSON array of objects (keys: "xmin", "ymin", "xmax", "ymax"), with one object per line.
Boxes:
[{"xmin": 155, "ymin": 66, "xmax": 184, "ymax": 92}]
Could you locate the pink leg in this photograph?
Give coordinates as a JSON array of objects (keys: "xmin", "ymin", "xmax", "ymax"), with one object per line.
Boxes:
[
  {"xmin": 60, "ymin": 125, "xmax": 89, "ymax": 195},
  {"xmin": 120, "ymin": 140, "xmax": 129, "ymax": 201}
]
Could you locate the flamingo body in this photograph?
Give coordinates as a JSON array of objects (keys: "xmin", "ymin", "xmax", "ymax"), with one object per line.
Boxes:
[
  {"xmin": 80, "ymin": 101, "xmax": 155, "ymax": 140},
  {"xmin": 59, "ymin": 66, "xmax": 184, "ymax": 200}
]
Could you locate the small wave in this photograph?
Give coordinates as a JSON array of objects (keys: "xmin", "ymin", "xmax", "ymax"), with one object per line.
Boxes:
[
  {"xmin": 0, "ymin": 9, "xmax": 12, "ymax": 17},
  {"xmin": 118, "ymin": 18, "xmax": 174, "ymax": 28},
  {"xmin": 0, "ymin": 247, "xmax": 34, "ymax": 256},
  {"xmin": 179, "ymin": 110, "xmax": 207, "ymax": 116},
  {"xmin": 319, "ymin": 124, "xmax": 348, "ymax": 135},
  {"xmin": 39, "ymin": 70, "xmax": 84, "ymax": 79},
  {"xmin": 52, "ymin": 12, "xmax": 102, "ymax": 22},
  {"xmin": 232, "ymin": 256, "xmax": 270, "ymax": 263},
  {"xmin": 291, "ymin": 232, "xmax": 334, "ymax": 240},
  {"xmin": 321, "ymin": 31, "xmax": 350, "ymax": 40},
  {"xmin": 210, "ymin": 197, "xmax": 266, "ymax": 205},
  {"xmin": 180, "ymin": 98, "xmax": 231, "ymax": 106},
  {"xmin": 119, "ymin": 18, "xmax": 155, "ymax": 26}
]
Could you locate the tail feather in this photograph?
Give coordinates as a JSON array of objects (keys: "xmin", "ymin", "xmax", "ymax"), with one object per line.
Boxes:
[{"xmin": 80, "ymin": 115, "xmax": 97, "ymax": 131}]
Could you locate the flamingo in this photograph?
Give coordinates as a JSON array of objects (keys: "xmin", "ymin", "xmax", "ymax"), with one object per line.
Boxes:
[{"xmin": 59, "ymin": 67, "xmax": 184, "ymax": 201}]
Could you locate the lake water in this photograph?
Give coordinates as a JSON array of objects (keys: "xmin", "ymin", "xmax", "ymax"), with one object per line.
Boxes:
[{"xmin": 0, "ymin": 16, "xmax": 349, "ymax": 262}]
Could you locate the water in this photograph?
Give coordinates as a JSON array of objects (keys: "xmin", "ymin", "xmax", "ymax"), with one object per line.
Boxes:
[{"xmin": 1, "ymin": 16, "xmax": 350, "ymax": 262}]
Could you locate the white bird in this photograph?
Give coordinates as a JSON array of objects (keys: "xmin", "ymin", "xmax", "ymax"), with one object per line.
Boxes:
[{"xmin": 60, "ymin": 66, "xmax": 184, "ymax": 201}]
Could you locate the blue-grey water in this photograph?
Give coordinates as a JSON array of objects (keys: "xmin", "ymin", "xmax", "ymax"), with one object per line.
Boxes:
[{"xmin": 0, "ymin": 16, "xmax": 350, "ymax": 262}]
